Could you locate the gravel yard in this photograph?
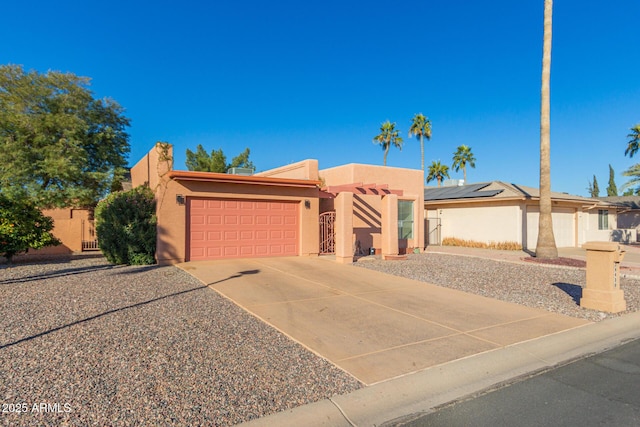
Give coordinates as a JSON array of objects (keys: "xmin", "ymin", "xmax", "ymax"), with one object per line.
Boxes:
[
  {"xmin": 356, "ymin": 252, "xmax": 640, "ymax": 323},
  {"xmin": 0, "ymin": 256, "xmax": 362, "ymax": 427},
  {"xmin": 3, "ymin": 252, "xmax": 639, "ymax": 426}
]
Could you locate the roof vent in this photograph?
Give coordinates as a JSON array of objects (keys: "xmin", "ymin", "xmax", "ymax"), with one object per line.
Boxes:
[{"xmin": 227, "ymin": 167, "xmax": 255, "ymax": 176}]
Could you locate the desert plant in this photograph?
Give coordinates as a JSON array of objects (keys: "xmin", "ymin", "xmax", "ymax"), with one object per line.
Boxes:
[
  {"xmin": 95, "ymin": 186, "xmax": 157, "ymax": 265},
  {"xmin": 442, "ymin": 237, "xmax": 522, "ymax": 251}
]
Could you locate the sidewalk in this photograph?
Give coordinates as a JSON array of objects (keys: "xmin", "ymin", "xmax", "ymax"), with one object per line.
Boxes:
[{"xmin": 243, "ymin": 311, "xmax": 640, "ymax": 426}]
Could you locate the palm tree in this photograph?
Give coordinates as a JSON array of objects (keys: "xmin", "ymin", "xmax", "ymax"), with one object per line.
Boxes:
[
  {"xmin": 624, "ymin": 124, "xmax": 640, "ymax": 158},
  {"xmin": 408, "ymin": 113, "xmax": 432, "ymax": 171},
  {"xmin": 373, "ymin": 121, "xmax": 403, "ymax": 166},
  {"xmin": 536, "ymin": 0, "xmax": 558, "ymax": 259},
  {"xmin": 451, "ymin": 145, "xmax": 476, "ymax": 183},
  {"xmin": 621, "ymin": 163, "xmax": 640, "ymax": 194},
  {"xmin": 426, "ymin": 160, "xmax": 450, "ymax": 187}
]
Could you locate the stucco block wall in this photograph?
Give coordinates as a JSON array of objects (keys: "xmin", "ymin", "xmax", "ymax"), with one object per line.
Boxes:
[{"xmin": 29, "ymin": 208, "xmax": 93, "ymax": 255}]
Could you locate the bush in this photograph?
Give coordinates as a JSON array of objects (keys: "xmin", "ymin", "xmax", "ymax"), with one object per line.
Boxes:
[
  {"xmin": 442, "ymin": 237, "xmax": 522, "ymax": 251},
  {"xmin": 95, "ymin": 186, "xmax": 157, "ymax": 265},
  {"xmin": 0, "ymin": 194, "xmax": 60, "ymax": 262}
]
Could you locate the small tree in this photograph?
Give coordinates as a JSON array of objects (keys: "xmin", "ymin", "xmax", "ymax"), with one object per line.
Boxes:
[
  {"xmin": 587, "ymin": 175, "xmax": 600, "ymax": 197},
  {"xmin": 607, "ymin": 164, "xmax": 618, "ymax": 196},
  {"xmin": 186, "ymin": 144, "xmax": 227, "ymax": 172},
  {"xmin": 228, "ymin": 148, "xmax": 255, "ymax": 171},
  {"xmin": 95, "ymin": 186, "xmax": 157, "ymax": 265},
  {"xmin": 0, "ymin": 65, "xmax": 130, "ymax": 208},
  {"xmin": 0, "ymin": 194, "xmax": 60, "ymax": 262},
  {"xmin": 185, "ymin": 145, "xmax": 254, "ymax": 173}
]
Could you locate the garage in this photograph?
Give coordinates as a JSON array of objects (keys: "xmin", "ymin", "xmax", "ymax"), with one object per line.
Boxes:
[
  {"xmin": 526, "ymin": 207, "xmax": 576, "ymax": 249},
  {"xmin": 188, "ymin": 197, "xmax": 299, "ymax": 260}
]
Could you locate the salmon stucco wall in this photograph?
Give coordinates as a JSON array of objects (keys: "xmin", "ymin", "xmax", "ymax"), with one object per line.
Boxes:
[
  {"xmin": 131, "ymin": 143, "xmax": 173, "ymax": 190},
  {"xmin": 320, "ymin": 163, "xmax": 425, "ymax": 251}
]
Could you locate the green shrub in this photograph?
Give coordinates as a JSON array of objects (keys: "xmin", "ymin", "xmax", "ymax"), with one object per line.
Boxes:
[
  {"xmin": 95, "ymin": 186, "xmax": 157, "ymax": 265},
  {"xmin": 0, "ymin": 194, "xmax": 61, "ymax": 262}
]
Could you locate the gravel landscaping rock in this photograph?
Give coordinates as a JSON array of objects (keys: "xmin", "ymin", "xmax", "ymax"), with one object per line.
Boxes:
[
  {"xmin": 0, "ymin": 256, "xmax": 362, "ymax": 426},
  {"xmin": 356, "ymin": 252, "xmax": 640, "ymax": 323}
]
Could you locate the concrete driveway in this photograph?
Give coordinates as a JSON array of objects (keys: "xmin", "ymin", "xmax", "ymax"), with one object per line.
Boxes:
[{"xmin": 178, "ymin": 257, "xmax": 589, "ymax": 385}]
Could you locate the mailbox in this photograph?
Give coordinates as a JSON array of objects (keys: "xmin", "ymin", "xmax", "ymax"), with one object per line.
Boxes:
[{"xmin": 580, "ymin": 241, "xmax": 626, "ymax": 313}]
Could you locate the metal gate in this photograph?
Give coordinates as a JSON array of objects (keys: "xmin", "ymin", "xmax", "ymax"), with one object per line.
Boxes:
[
  {"xmin": 82, "ymin": 219, "xmax": 100, "ymax": 251},
  {"xmin": 426, "ymin": 217, "xmax": 441, "ymax": 246},
  {"xmin": 319, "ymin": 211, "xmax": 336, "ymax": 254}
]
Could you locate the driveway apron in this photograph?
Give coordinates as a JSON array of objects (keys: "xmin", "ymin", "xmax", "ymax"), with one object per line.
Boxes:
[{"xmin": 178, "ymin": 257, "xmax": 590, "ymax": 385}]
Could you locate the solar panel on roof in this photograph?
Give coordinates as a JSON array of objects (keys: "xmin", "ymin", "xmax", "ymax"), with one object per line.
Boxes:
[{"xmin": 424, "ymin": 183, "xmax": 503, "ymax": 201}]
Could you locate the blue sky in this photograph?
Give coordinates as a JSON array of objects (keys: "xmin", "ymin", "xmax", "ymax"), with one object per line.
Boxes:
[{"xmin": 3, "ymin": 1, "xmax": 639, "ymax": 197}]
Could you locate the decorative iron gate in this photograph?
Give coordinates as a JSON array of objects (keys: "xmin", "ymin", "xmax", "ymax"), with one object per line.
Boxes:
[{"xmin": 319, "ymin": 211, "xmax": 336, "ymax": 254}]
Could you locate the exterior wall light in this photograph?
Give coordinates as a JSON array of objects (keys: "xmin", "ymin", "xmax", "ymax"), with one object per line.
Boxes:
[
  {"xmin": 305, "ymin": 200, "xmax": 311, "ymax": 209},
  {"xmin": 176, "ymin": 195, "xmax": 185, "ymax": 205}
]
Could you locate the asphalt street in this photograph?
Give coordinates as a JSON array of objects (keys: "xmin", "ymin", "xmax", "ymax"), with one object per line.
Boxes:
[{"xmin": 392, "ymin": 338, "xmax": 640, "ymax": 427}]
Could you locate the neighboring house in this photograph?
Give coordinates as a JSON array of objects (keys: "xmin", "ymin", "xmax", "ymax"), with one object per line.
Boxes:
[
  {"xmin": 598, "ymin": 196, "xmax": 640, "ymax": 242},
  {"xmin": 131, "ymin": 143, "xmax": 424, "ymax": 264},
  {"xmin": 424, "ymin": 181, "xmax": 617, "ymax": 249}
]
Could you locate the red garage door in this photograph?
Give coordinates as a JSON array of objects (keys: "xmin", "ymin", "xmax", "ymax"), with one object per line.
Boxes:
[{"xmin": 188, "ymin": 198, "xmax": 299, "ymax": 260}]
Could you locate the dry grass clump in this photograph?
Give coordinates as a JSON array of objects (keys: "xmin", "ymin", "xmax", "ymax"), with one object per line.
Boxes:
[{"xmin": 442, "ymin": 237, "xmax": 522, "ymax": 251}]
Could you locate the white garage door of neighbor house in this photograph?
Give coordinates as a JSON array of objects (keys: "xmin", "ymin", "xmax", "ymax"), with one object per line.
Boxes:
[
  {"xmin": 526, "ymin": 207, "xmax": 576, "ymax": 249},
  {"xmin": 188, "ymin": 198, "xmax": 299, "ymax": 260}
]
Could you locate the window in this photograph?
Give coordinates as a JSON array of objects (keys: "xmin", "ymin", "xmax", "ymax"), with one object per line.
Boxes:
[
  {"xmin": 398, "ymin": 201, "xmax": 414, "ymax": 239},
  {"xmin": 598, "ymin": 209, "xmax": 609, "ymax": 230}
]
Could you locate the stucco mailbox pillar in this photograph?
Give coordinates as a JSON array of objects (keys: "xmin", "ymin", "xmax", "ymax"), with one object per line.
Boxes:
[{"xmin": 580, "ymin": 241, "xmax": 626, "ymax": 313}]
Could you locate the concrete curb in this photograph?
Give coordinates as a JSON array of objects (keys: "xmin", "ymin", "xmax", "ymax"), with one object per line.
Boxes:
[{"xmin": 241, "ymin": 311, "xmax": 640, "ymax": 426}]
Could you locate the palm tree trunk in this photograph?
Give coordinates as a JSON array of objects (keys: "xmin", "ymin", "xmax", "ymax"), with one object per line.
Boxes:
[
  {"xmin": 420, "ymin": 135, "xmax": 425, "ymax": 171},
  {"xmin": 536, "ymin": 0, "xmax": 558, "ymax": 259},
  {"xmin": 383, "ymin": 146, "xmax": 388, "ymax": 166},
  {"xmin": 463, "ymin": 167, "xmax": 467, "ymax": 184}
]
